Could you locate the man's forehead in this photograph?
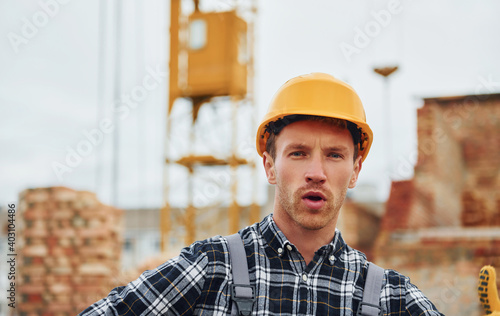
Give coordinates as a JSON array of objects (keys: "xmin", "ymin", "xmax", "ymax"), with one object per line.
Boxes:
[
  {"xmin": 276, "ymin": 120, "xmax": 353, "ymax": 147},
  {"xmin": 279, "ymin": 119, "xmax": 350, "ymax": 136}
]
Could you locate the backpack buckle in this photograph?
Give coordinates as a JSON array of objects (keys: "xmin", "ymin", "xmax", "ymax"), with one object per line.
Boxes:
[
  {"xmin": 357, "ymin": 301, "xmax": 382, "ymax": 316},
  {"xmin": 231, "ymin": 284, "xmax": 255, "ymax": 316}
]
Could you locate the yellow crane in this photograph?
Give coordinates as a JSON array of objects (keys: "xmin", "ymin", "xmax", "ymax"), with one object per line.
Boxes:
[{"xmin": 161, "ymin": 0, "xmax": 259, "ymax": 252}]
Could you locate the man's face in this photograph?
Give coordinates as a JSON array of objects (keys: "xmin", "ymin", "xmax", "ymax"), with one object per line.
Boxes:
[{"xmin": 263, "ymin": 120, "xmax": 362, "ymax": 232}]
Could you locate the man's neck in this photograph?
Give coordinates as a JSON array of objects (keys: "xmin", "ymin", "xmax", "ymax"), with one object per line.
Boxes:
[{"xmin": 273, "ymin": 213, "xmax": 337, "ymax": 265}]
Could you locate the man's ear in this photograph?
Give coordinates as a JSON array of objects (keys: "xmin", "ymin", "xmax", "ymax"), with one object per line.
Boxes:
[
  {"xmin": 263, "ymin": 151, "xmax": 276, "ymax": 185},
  {"xmin": 348, "ymin": 155, "xmax": 362, "ymax": 189}
]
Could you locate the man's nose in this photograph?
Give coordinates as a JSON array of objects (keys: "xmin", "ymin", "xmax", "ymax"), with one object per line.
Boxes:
[{"xmin": 305, "ymin": 156, "xmax": 327, "ymax": 184}]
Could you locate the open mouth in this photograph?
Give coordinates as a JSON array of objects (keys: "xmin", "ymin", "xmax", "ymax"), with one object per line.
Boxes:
[
  {"xmin": 305, "ymin": 195, "xmax": 323, "ymax": 201},
  {"xmin": 302, "ymin": 192, "xmax": 326, "ymax": 201},
  {"xmin": 301, "ymin": 191, "xmax": 326, "ymax": 210}
]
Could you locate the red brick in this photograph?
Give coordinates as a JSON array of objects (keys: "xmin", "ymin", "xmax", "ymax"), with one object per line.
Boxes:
[{"xmin": 18, "ymin": 186, "xmax": 123, "ymax": 313}]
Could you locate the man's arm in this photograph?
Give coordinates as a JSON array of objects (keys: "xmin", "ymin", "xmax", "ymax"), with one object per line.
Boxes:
[
  {"xmin": 78, "ymin": 246, "xmax": 209, "ymax": 315},
  {"xmin": 381, "ymin": 270, "xmax": 444, "ymax": 316},
  {"xmin": 404, "ymin": 277, "xmax": 444, "ymax": 316}
]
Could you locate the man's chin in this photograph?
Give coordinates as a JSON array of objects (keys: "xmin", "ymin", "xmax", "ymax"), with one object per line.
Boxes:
[
  {"xmin": 299, "ymin": 223, "xmax": 327, "ymax": 231},
  {"xmin": 295, "ymin": 215, "xmax": 330, "ymax": 231},
  {"xmin": 294, "ymin": 207, "xmax": 338, "ymax": 231}
]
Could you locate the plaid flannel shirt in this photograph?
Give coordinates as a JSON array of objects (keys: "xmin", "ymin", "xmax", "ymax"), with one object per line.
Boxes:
[{"xmin": 80, "ymin": 214, "xmax": 443, "ymax": 315}]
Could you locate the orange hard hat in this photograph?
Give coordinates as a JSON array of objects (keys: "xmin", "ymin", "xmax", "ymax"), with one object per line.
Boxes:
[{"xmin": 256, "ymin": 73, "xmax": 373, "ymax": 162}]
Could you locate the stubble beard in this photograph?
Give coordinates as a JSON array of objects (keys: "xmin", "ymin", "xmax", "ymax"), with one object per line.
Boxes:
[{"xmin": 276, "ymin": 176, "xmax": 347, "ymax": 231}]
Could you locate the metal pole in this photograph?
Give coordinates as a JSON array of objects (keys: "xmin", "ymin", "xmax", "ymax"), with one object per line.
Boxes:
[
  {"xmin": 373, "ymin": 66, "xmax": 398, "ymax": 177},
  {"xmin": 161, "ymin": 0, "xmax": 180, "ymax": 252},
  {"xmin": 95, "ymin": 0, "xmax": 107, "ymax": 198},
  {"xmin": 248, "ymin": 1, "xmax": 260, "ymax": 225},
  {"xmin": 112, "ymin": 0, "xmax": 123, "ymax": 206},
  {"xmin": 229, "ymin": 96, "xmax": 240, "ymax": 234},
  {"xmin": 135, "ymin": 0, "xmax": 146, "ymax": 206},
  {"xmin": 384, "ymin": 76, "xmax": 393, "ymax": 174}
]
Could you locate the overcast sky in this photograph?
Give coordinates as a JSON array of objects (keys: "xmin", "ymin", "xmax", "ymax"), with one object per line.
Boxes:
[{"xmin": 1, "ymin": 0, "xmax": 500, "ymax": 210}]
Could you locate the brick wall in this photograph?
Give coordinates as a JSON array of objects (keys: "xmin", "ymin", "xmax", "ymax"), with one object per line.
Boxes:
[
  {"xmin": 338, "ymin": 200, "xmax": 382, "ymax": 259},
  {"xmin": 380, "ymin": 180, "xmax": 413, "ymax": 231},
  {"xmin": 376, "ymin": 93, "xmax": 500, "ymax": 315},
  {"xmin": 385, "ymin": 93, "xmax": 500, "ymax": 230},
  {"xmin": 18, "ymin": 187, "xmax": 123, "ymax": 316},
  {"xmin": 374, "ymin": 228, "xmax": 500, "ymax": 316},
  {"xmin": 414, "ymin": 94, "xmax": 500, "ymax": 228}
]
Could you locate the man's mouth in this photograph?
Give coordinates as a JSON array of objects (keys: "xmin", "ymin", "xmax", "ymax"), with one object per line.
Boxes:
[
  {"xmin": 301, "ymin": 191, "xmax": 327, "ymax": 210},
  {"xmin": 301, "ymin": 191, "xmax": 326, "ymax": 210},
  {"xmin": 302, "ymin": 191, "xmax": 326, "ymax": 201}
]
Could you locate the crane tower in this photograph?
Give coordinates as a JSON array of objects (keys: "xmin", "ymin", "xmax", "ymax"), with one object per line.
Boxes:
[{"xmin": 161, "ymin": 0, "xmax": 258, "ymax": 251}]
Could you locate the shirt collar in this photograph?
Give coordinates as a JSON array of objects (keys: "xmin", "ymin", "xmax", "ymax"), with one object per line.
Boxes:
[
  {"xmin": 259, "ymin": 214, "xmax": 289, "ymax": 255},
  {"xmin": 258, "ymin": 214, "xmax": 348, "ymax": 261}
]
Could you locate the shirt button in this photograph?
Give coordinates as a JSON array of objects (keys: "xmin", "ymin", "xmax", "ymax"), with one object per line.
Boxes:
[
  {"xmin": 302, "ymin": 274, "xmax": 308, "ymax": 282},
  {"xmin": 277, "ymin": 248, "xmax": 283, "ymax": 255},
  {"xmin": 286, "ymin": 245, "xmax": 293, "ymax": 251},
  {"xmin": 329, "ymin": 255, "xmax": 335, "ymax": 261}
]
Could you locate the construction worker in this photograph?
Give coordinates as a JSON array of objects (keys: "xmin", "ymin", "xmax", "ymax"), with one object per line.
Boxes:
[{"xmin": 80, "ymin": 73, "xmax": 443, "ymax": 315}]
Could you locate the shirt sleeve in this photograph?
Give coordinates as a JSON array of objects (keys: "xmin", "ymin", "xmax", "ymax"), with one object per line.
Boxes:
[
  {"xmin": 78, "ymin": 244, "xmax": 209, "ymax": 316},
  {"xmin": 382, "ymin": 270, "xmax": 444, "ymax": 316},
  {"xmin": 404, "ymin": 276, "xmax": 444, "ymax": 316}
]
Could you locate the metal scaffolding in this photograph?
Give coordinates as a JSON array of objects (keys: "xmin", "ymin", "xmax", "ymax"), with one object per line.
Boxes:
[{"xmin": 161, "ymin": 0, "xmax": 259, "ymax": 251}]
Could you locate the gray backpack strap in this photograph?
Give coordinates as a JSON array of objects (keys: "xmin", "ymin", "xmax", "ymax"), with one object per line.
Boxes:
[
  {"xmin": 226, "ymin": 233, "xmax": 255, "ymax": 316},
  {"xmin": 357, "ymin": 262, "xmax": 384, "ymax": 316}
]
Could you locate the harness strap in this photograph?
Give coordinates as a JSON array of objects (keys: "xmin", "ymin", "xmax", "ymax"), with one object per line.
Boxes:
[
  {"xmin": 226, "ymin": 233, "xmax": 383, "ymax": 316},
  {"xmin": 357, "ymin": 262, "xmax": 385, "ymax": 316},
  {"xmin": 226, "ymin": 233, "xmax": 255, "ymax": 316}
]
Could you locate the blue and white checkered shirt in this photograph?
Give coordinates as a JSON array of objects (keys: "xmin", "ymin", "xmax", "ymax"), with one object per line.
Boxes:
[{"xmin": 80, "ymin": 214, "xmax": 443, "ymax": 315}]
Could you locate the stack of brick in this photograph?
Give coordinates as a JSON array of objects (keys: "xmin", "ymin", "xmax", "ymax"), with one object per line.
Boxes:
[{"xmin": 18, "ymin": 187, "xmax": 123, "ymax": 316}]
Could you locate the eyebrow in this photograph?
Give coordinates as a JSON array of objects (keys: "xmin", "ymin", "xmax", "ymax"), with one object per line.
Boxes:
[
  {"xmin": 283, "ymin": 143, "xmax": 350, "ymax": 153},
  {"xmin": 283, "ymin": 143, "xmax": 308, "ymax": 152},
  {"xmin": 324, "ymin": 145, "xmax": 350, "ymax": 153}
]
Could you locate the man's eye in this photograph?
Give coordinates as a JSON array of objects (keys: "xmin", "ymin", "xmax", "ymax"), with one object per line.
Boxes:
[
  {"xmin": 329, "ymin": 153, "xmax": 342, "ymax": 159},
  {"xmin": 291, "ymin": 152, "xmax": 304, "ymax": 157}
]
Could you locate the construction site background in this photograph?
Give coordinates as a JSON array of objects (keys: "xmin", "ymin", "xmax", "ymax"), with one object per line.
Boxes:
[{"xmin": 1, "ymin": 1, "xmax": 500, "ymax": 316}]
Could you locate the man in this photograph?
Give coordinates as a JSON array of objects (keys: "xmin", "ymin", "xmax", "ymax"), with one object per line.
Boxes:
[{"xmin": 80, "ymin": 73, "xmax": 443, "ymax": 315}]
